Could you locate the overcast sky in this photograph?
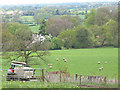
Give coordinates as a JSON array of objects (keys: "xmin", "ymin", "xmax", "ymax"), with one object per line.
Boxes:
[{"xmin": 0, "ymin": 0, "xmax": 118, "ymax": 5}]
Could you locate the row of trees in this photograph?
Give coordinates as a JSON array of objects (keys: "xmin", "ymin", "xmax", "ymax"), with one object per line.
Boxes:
[{"xmin": 38, "ymin": 7, "xmax": 118, "ymax": 49}]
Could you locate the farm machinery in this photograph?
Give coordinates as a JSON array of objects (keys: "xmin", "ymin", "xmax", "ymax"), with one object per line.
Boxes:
[{"xmin": 6, "ymin": 61, "xmax": 36, "ymax": 81}]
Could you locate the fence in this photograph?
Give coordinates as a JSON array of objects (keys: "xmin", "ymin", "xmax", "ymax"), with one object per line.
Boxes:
[
  {"xmin": 0, "ymin": 69, "xmax": 118, "ymax": 85},
  {"xmin": 44, "ymin": 72, "xmax": 118, "ymax": 85},
  {"xmin": 45, "ymin": 72, "xmax": 107, "ymax": 84}
]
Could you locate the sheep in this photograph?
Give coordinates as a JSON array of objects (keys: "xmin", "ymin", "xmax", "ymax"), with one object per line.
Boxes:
[
  {"xmin": 63, "ymin": 58, "xmax": 66, "ymax": 60},
  {"xmin": 48, "ymin": 64, "xmax": 52, "ymax": 66},
  {"xmin": 99, "ymin": 68, "xmax": 102, "ymax": 70},
  {"xmin": 56, "ymin": 58, "xmax": 59, "ymax": 61},
  {"xmin": 101, "ymin": 67, "xmax": 104, "ymax": 70},
  {"xmin": 49, "ymin": 66, "xmax": 52, "ymax": 69},
  {"xmin": 64, "ymin": 59, "xmax": 67, "ymax": 62},
  {"xmin": 98, "ymin": 61, "xmax": 101, "ymax": 64}
]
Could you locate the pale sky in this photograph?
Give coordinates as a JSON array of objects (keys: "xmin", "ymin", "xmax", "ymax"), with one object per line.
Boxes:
[{"xmin": 0, "ymin": 0, "xmax": 119, "ymax": 5}]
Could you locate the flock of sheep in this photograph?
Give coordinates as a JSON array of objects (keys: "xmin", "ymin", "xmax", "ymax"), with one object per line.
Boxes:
[
  {"xmin": 48, "ymin": 58, "xmax": 67, "ymax": 69},
  {"xmin": 98, "ymin": 61, "xmax": 107, "ymax": 71},
  {"xmin": 48, "ymin": 57, "xmax": 108, "ymax": 71}
]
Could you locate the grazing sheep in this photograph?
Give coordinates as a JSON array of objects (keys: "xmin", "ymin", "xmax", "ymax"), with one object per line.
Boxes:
[
  {"xmin": 48, "ymin": 64, "xmax": 52, "ymax": 66},
  {"xmin": 49, "ymin": 66, "xmax": 52, "ymax": 69},
  {"xmin": 63, "ymin": 58, "xmax": 65, "ymax": 60},
  {"xmin": 64, "ymin": 59, "xmax": 67, "ymax": 62},
  {"xmin": 56, "ymin": 58, "xmax": 59, "ymax": 61},
  {"xmin": 101, "ymin": 67, "xmax": 103, "ymax": 70},
  {"xmin": 98, "ymin": 61, "xmax": 101, "ymax": 64},
  {"xmin": 99, "ymin": 68, "xmax": 102, "ymax": 71}
]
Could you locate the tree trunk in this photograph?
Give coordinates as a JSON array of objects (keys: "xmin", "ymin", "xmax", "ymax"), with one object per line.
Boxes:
[
  {"xmin": 101, "ymin": 39, "xmax": 106, "ymax": 47},
  {"xmin": 25, "ymin": 56, "xmax": 28, "ymax": 66},
  {"xmin": 24, "ymin": 50, "xmax": 28, "ymax": 66}
]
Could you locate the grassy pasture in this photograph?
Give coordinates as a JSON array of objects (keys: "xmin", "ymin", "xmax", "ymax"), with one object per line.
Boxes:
[
  {"xmin": 20, "ymin": 16, "xmax": 34, "ymax": 22},
  {"xmin": 1, "ymin": 47, "xmax": 118, "ymax": 88},
  {"xmin": 45, "ymin": 47, "xmax": 118, "ymax": 79},
  {"xmin": 2, "ymin": 47, "xmax": 118, "ymax": 79},
  {"xmin": 19, "ymin": 15, "xmax": 39, "ymax": 33},
  {"xmin": 29, "ymin": 25, "xmax": 39, "ymax": 33}
]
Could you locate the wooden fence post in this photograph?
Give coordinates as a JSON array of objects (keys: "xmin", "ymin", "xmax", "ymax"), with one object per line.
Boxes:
[
  {"xmin": 104, "ymin": 76, "xmax": 107, "ymax": 87},
  {"xmin": 80, "ymin": 75, "xmax": 82, "ymax": 85},
  {"xmin": 75, "ymin": 74, "xmax": 78, "ymax": 80},
  {"xmin": 60, "ymin": 71, "xmax": 61, "ymax": 82},
  {"xmin": 42, "ymin": 69, "xmax": 44, "ymax": 82},
  {"xmin": 104, "ymin": 77, "xmax": 106, "ymax": 83}
]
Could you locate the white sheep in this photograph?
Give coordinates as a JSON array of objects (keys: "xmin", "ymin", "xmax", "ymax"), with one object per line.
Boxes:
[
  {"xmin": 48, "ymin": 64, "xmax": 52, "ymax": 66},
  {"xmin": 98, "ymin": 61, "xmax": 101, "ymax": 64},
  {"xmin": 56, "ymin": 58, "xmax": 59, "ymax": 61},
  {"xmin": 49, "ymin": 66, "xmax": 52, "ymax": 69},
  {"xmin": 64, "ymin": 59, "xmax": 67, "ymax": 62},
  {"xmin": 63, "ymin": 58, "xmax": 66, "ymax": 60},
  {"xmin": 99, "ymin": 68, "xmax": 102, "ymax": 71},
  {"xmin": 101, "ymin": 67, "xmax": 104, "ymax": 69}
]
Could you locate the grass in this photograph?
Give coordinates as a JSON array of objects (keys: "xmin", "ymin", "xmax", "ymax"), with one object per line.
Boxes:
[
  {"xmin": 20, "ymin": 16, "xmax": 34, "ymax": 22},
  {"xmin": 20, "ymin": 16, "xmax": 39, "ymax": 33},
  {"xmin": 1, "ymin": 47, "xmax": 118, "ymax": 88},
  {"xmin": 2, "ymin": 81, "xmax": 81, "ymax": 88},
  {"xmin": 79, "ymin": 15, "xmax": 85, "ymax": 19},
  {"xmin": 2, "ymin": 81, "xmax": 118, "ymax": 88},
  {"xmin": 47, "ymin": 47, "xmax": 118, "ymax": 79},
  {"xmin": 2, "ymin": 80, "xmax": 118, "ymax": 88},
  {"xmin": 29, "ymin": 25, "xmax": 40, "ymax": 33},
  {"xmin": 2, "ymin": 47, "xmax": 118, "ymax": 79}
]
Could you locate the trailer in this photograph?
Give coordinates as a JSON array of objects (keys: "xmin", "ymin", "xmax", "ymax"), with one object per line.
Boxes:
[{"xmin": 6, "ymin": 61, "xmax": 36, "ymax": 81}]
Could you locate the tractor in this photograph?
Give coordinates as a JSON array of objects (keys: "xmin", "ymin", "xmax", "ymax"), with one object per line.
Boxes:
[{"xmin": 6, "ymin": 61, "xmax": 36, "ymax": 81}]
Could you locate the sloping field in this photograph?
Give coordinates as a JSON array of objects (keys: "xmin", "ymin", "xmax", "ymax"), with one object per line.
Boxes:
[{"xmin": 2, "ymin": 47, "xmax": 118, "ymax": 79}]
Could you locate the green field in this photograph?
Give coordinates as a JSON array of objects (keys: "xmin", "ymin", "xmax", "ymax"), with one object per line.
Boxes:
[
  {"xmin": 2, "ymin": 47, "xmax": 118, "ymax": 79},
  {"xmin": 1, "ymin": 47, "xmax": 118, "ymax": 88},
  {"xmin": 29, "ymin": 25, "xmax": 39, "ymax": 33},
  {"xmin": 20, "ymin": 16, "xmax": 34, "ymax": 22}
]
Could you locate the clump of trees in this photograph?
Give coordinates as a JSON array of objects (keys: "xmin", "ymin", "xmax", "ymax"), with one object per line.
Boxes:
[
  {"xmin": 2, "ymin": 23, "xmax": 50, "ymax": 66},
  {"xmin": 48, "ymin": 7, "xmax": 118, "ymax": 49}
]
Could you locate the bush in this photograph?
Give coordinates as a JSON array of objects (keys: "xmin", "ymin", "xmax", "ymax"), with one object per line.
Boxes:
[{"xmin": 51, "ymin": 37, "xmax": 63, "ymax": 50}]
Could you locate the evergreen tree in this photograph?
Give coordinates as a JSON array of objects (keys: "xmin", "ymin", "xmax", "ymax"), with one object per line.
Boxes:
[{"xmin": 39, "ymin": 19, "xmax": 47, "ymax": 35}]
